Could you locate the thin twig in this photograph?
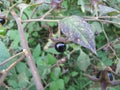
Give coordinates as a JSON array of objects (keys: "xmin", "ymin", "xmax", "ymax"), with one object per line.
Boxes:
[
  {"xmin": 0, "ymin": 51, "xmax": 24, "ymax": 66},
  {"xmin": 102, "ymin": 24, "xmax": 118, "ymax": 59},
  {"xmin": 5, "ymin": 55, "xmax": 25, "ymax": 72},
  {"xmin": 40, "ymin": 8, "xmax": 54, "ymax": 19},
  {"xmin": 0, "ymin": 55, "xmax": 25, "ymax": 85},
  {"xmin": 85, "ymin": 18, "xmax": 120, "ymax": 25},
  {"xmin": 24, "ymin": 7, "xmax": 39, "ymax": 29},
  {"xmin": 22, "ymin": 19, "xmax": 59, "ymax": 23}
]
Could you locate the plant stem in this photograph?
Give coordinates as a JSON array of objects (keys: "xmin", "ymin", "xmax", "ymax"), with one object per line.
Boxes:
[
  {"xmin": 0, "ymin": 51, "xmax": 24, "ymax": 66},
  {"xmin": 11, "ymin": 10, "xmax": 44, "ymax": 90},
  {"xmin": 22, "ymin": 19, "xmax": 59, "ymax": 22}
]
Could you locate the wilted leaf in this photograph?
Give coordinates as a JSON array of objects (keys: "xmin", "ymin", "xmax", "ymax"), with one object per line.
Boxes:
[
  {"xmin": 77, "ymin": 50, "xmax": 90, "ymax": 71},
  {"xmin": 0, "ymin": 40, "xmax": 10, "ymax": 70},
  {"xmin": 98, "ymin": 5, "xmax": 119, "ymax": 15},
  {"xmin": 59, "ymin": 15, "xmax": 97, "ymax": 54}
]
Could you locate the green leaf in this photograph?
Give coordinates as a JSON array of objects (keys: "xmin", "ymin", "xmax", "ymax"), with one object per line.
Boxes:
[
  {"xmin": 7, "ymin": 30, "xmax": 20, "ymax": 49},
  {"xmin": 98, "ymin": 5, "xmax": 120, "ymax": 15},
  {"xmin": 50, "ymin": 81, "xmax": 58, "ymax": 90},
  {"xmin": 45, "ymin": 47, "xmax": 60, "ymax": 54},
  {"xmin": 71, "ymin": 71, "xmax": 78, "ymax": 77},
  {"xmin": 7, "ymin": 30, "xmax": 28, "ymax": 49},
  {"xmin": 57, "ymin": 79, "xmax": 65, "ymax": 90},
  {"xmin": 113, "ymin": 44, "xmax": 120, "ymax": 49},
  {"xmin": 68, "ymin": 86, "xmax": 75, "ymax": 90},
  {"xmin": 8, "ymin": 79, "xmax": 18, "ymax": 88},
  {"xmin": 0, "ymin": 40, "xmax": 10, "ymax": 70},
  {"xmin": 77, "ymin": 0, "xmax": 85, "ymax": 13},
  {"xmin": 51, "ymin": 67, "xmax": 61, "ymax": 80},
  {"xmin": 102, "ymin": 57, "xmax": 112, "ymax": 66},
  {"xmin": 91, "ymin": 22, "xmax": 102, "ymax": 34},
  {"xmin": 47, "ymin": 54, "xmax": 56, "ymax": 65},
  {"xmin": 32, "ymin": 44, "xmax": 41, "ymax": 58},
  {"xmin": 63, "ymin": 76, "xmax": 70, "ymax": 84},
  {"xmin": 18, "ymin": 72, "xmax": 29, "ymax": 88},
  {"xmin": 59, "ymin": 15, "xmax": 97, "ymax": 54},
  {"xmin": 0, "ymin": 26, "xmax": 6, "ymax": 35},
  {"xmin": 77, "ymin": 50, "xmax": 90, "ymax": 71},
  {"xmin": 16, "ymin": 62, "xmax": 28, "ymax": 73},
  {"xmin": 50, "ymin": 79, "xmax": 64, "ymax": 90},
  {"xmin": 112, "ymin": 17, "xmax": 120, "ymax": 28}
]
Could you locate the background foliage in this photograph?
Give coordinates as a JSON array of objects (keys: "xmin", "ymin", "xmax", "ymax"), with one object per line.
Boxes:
[{"xmin": 0, "ymin": 0, "xmax": 120, "ymax": 90}]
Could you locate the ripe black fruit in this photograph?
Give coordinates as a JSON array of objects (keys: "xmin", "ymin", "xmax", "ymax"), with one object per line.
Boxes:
[
  {"xmin": 96, "ymin": 71, "xmax": 102, "ymax": 79},
  {"xmin": 96, "ymin": 71, "xmax": 113, "ymax": 81},
  {"xmin": 107, "ymin": 71, "xmax": 113, "ymax": 81},
  {"xmin": 55, "ymin": 42, "xmax": 66, "ymax": 52},
  {"xmin": 0, "ymin": 18, "xmax": 5, "ymax": 25}
]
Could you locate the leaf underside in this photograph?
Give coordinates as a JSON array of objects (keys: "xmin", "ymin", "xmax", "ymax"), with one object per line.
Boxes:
[{"xmin": 59, "ymin": 15, "xmax": 97, "ymax": 54}]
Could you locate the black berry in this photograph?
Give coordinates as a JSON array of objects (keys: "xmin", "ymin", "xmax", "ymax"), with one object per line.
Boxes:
[
  {"xmin": 55, "ymin": 42, "xmax": 66, "ymax": 52},
  {"xmin": 96, "ymin": 71, "xmax": 113, "ymax": 81},
  {"xmin": 96, "ymin": 71, "xmax": 102, "ymax": 78},
  {"xmin": 0, "ymin": 18, "xmax": 5, "ymax": 25},
  {"xmin": 107, "ymin": 71, "xmax": 113, "ymax": 81}
]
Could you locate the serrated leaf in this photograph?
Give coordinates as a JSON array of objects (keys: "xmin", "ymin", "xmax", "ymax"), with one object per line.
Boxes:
[
  {"xmin": 98, "ymin": 5, "xmax": 119, "ymax": 15},
  {"xmin": 16, "ymin": 62, "xmax": 28, "ymax": 73},
  {"xmin": 7, "ymin": 30, "xmax": 20, "ymax": 49},
  {"xmin": 8, "ymin": 79, "xmax": 18, "ymax": 88},
  {"xmin": 47, "ymin": 54, "xmax": 56, "ymax": 65},
  {"xmin": 18, "ymin": 72, "xmax": 29, "ymax": 88},
  {"xmin": 57, "ymin": 79, "xmax": 65, "ymax": 90},
  {"xmin": 50, "ymin": 81, "xmax": 58, "ymax": 90},
  {"xmin": 0, "ymin": 40, "xmax": 10, "ymax": 70},
  {"xmin": 7, "ymin": 30, "xmax": 28, "ymax": 49},
  {"xmin": 32, "ymin": 44, "xmax": 41, "ymax": 58},
  {"xmin": 59, "ymin": 15, "xmax": 96, "ymax": 54},
  {"xmin": 51, "ymin": 67, "xmax": 61, "ymax": 80},
  {"xmin": 50, "ymin": 79, "xmax": 64, "ymax": 90},
  {"xmin": 77, "ymin": 50, "xmax": 90, "ymax": 71}
]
